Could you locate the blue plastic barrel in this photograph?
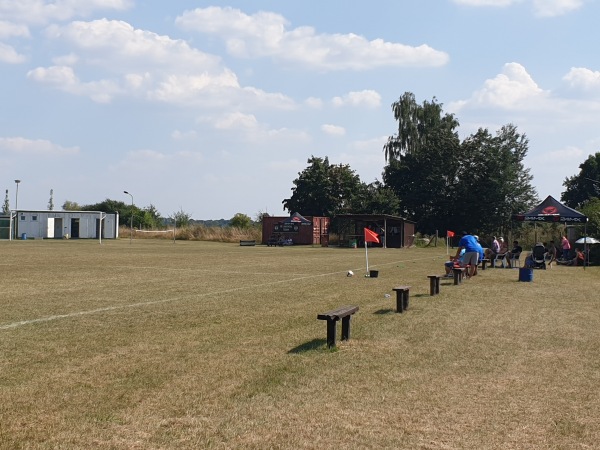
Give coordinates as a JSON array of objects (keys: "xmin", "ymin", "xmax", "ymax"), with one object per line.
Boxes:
[
  {"xmin": 21, "ymin": 233, "xmax": 27, "ymax": 240},
  {"xmin": 518, "ymin": 267, "xmax": 533, "ymax": 282}
]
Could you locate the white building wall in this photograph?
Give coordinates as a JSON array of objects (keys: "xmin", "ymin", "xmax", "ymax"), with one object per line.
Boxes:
[{"xmin": 15, "ymin": 211, "xmax": 119, "ymax": 239}]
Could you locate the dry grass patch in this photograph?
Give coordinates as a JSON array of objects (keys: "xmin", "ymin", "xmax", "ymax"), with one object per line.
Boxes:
[{"xmin": 0, "ymin": 240, "xmax": 599, "ymax": 449}]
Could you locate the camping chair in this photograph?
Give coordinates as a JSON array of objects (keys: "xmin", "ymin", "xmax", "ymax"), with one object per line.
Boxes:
[
  {"xmin": 531, "ymin": 243, "xmax": 546, "ymax": 269},
  {"xmin": 508, "ymin": 252, "xmax": 522, "ymax": 268},
  {"xmin": 493, "ymin": 252, "xmax": 507, "ymax": 268}
]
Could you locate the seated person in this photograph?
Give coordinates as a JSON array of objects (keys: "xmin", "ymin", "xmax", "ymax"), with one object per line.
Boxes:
[
  {"xmin": 557, "ymin": 248, "xmax": 585, "ymax": 266},
  {"xmin": 445, "ymin": 249, "xmax": 466, "ymax": 277},
  {"xmin": 544, "ymin": 241, "xmax": 557, "ymax": 268},
  {"xmin": 492, "ymin": 237, "xmax": 509, "ymax": 266},
  {"xmin": 485, "ymin": 236, "xmax": 501, "ymax": 261},
  {"xmin": 506, "ymin": 240, "xmax": 523, "ymax": 268}
]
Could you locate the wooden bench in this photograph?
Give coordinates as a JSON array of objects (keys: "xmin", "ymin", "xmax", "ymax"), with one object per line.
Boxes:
[
  {"xmin": 239, "ymin": 240, "xmax": 256, "ymax": 246},
  {"xmin": 427, "ymin": 275, "xmax": 441, "ymax": 296},
  {"xmin": 317, "ymin": 305, "xmax": 359, "ymax": 348},
  {"xmin": 452, "ymin": 267, "xmax": 467, "ymax": 285},
  {"xmin": 392, "ymin": 286, "xmax": 410, "ymax": 312}
]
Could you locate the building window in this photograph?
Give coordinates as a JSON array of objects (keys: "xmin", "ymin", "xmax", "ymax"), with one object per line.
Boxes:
[
  {"xmin": 32, "ymin": 215, "xmax": 38, "ymax": 221},
  {"xmin": 20, "ymin": 215, "xmax": 26, "ymax": 221}
]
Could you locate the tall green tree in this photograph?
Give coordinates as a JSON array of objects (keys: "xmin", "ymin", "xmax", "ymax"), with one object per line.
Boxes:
[
  {"xmin": 382, "ymin": 93, "xmax": 462, "ymax": 232},
  {"xmin": 48, "ymin": 189, "xmax": 54, "ymax": 210},
  {"xmin": 382, "ymin": 92, "xmax": 537, "ymax": 234},
  {"xmin": 384, "ymin": 92, "xmax": 460, "ymax": 160},
  {"xmin": 562, "ymin": 152, "xmax": 600, "ymax": 208},
  {"xmin": 282, "ymin": 156, "xmax": 363, "ymax": 216},
  {"xmin": 62, "ymin": 200, "xmax": 81, "ymax": 211},
  {"xmin": 230, "ymin": 213, "xmax": 252, "ymax": 229},
  {"xmin": 172, "ymin": 208, "xmax": 192, "ymax": 228},
  {"xmin": 351, "ymin": 181, "xmax": 400, "ymax": 215},
  {"xmin": 2, "ymin": 189, "xmax": 9, "ymax": 214}
]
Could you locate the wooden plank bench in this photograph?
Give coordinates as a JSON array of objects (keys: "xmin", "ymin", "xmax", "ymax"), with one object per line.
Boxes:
[
  {"xmin": 452, "ymin": 267, "xmax": 467, "ymax": 285},
  {"xmin": 239, "ymin": 240, "xmax": 256, "ymax": 246},
  {"xmin": 427, "ymin": 275, "xmax": 441, "ymax": 296},
  {"xmin": 392, "ymin": 286, "xmax": 410, "ymax": 312},
  {"xmin": 317, "ymin": 305, "xmax": 359, "ymax": 348}
]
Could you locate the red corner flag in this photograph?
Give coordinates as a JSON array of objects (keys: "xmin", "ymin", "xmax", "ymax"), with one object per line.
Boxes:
[
  {"xmin": 364, "ymin": 228, "xmax": 380, "ymax": 244},
  {"xmin": 447, "ymin": 230, "xmax": 455, "ymax": 238}
]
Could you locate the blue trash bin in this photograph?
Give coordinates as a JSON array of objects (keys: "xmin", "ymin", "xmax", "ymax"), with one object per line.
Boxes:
[
  {"xmin": 21, "ymin": 233, "xmax": 27, "ymax": 240},
  {"xmin": 518, "ymin": 267, "xmax": 533, "ymax": 282}
]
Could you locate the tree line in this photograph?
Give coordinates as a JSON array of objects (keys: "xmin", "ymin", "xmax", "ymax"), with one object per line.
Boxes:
[{"xmin": 284, "ymin": 92, "xmax": 539, "ymax": 235}]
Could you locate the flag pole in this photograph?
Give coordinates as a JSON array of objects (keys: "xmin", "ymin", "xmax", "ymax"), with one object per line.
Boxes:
[{"xmin": 365, "ymin": 239, "xmax": 369, "ymax": 274}]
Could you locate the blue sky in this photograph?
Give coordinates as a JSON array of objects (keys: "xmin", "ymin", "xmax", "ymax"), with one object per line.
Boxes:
[{"xmin": 1, "ymin": 0, "xmax": 599, "ymax": 220}]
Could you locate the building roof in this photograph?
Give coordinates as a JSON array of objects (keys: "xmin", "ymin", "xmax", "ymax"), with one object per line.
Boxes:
[{"xmin": 334, "ymin": 213, "xmax": 415, "ymax": 224}]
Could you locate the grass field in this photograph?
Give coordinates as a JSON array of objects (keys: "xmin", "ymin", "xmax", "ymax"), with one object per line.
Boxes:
[{"xmin": 1, "ymin": 239, "xmax": 599, "ymax": 449}]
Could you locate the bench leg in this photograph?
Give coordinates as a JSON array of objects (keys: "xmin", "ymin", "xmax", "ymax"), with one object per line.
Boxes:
[
  {"xmin": 429, "ymin": 278, "xmax": 440, "ymax": 296},
  {"xmin": 341, "ymin": 316, "xmax": 352, "ymax": 341},
  {"xmin": 395, "ymin": 291, "xmax": 404, "ymax": 313},
  {"xmin": 326, "ymin": 319, "xmax": 338, "ymax": 348},
  {"xmin": 402, "ymin": 289, "xmax": 409, "ymax": 311},
  {"xmin": 453, "ymin": 270, "xmax": 460, "ymax": 285}
]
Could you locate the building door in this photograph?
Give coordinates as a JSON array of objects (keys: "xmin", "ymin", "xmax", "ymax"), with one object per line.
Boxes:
[
  {"xmin": 47, "ymin": 218, "xmax": 55, "ymax": 238},
  {"xmin": 71, "ymin": 218, "xmax": 80, "ymax": 238},
  {"xmin": 95, "ymin": 218, "xmax": 104, "ymax": 239},
  {"xmin": 54, "ymin": 218, "xmax": 63, "ymax": 238}
]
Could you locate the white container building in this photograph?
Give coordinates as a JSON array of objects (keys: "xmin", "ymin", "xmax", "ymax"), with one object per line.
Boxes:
[{"xmin": 1, "ymin": 210, "xmax": 119, "ymax": 240}]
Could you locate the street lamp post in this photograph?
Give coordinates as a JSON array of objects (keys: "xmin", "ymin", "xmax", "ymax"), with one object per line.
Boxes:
[
  {"xmin": 123, "ymin": 190, "xmax": 133, "ymax": 244},
  {"xmin": 14, "ymin": 179, "xmax": 21, "ymax": 239}
]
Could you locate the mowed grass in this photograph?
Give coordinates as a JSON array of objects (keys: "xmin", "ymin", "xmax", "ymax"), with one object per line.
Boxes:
[{"xmin": 1, "ymin": 239, "xmax": 599, "ymax": 449}]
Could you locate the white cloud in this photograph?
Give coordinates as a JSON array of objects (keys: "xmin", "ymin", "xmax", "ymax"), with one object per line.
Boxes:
[
  {"xmin": 532, "ymin": 0, "xmax": 584, "ymax": 17},
  {"xmin": 453, "ymin": 0, "xmax": 519, "ymax": 6},
  {"xmin": 452, "ymin": 0, "xmax": 584, "ymax": 16},
  {"xmin": 29, "ymin": 19, "xmax": 296, "ymax": 109},
  {"xmin": 0, "ymin": 137, "xmax": 79, "ymax": 156},
  {"xmin": 199, "ymin": 112, "xmax": 310, "ymax": 144},
  {"xmin": 305, "ymin": 97, "xmax": 323, "ymax": 108},
  {"xmin": 27, "ymin": 65, "xmax": 121, "ymax": 103},
  {"xmin": 0, "ymin": 0, "xmax": 133, "ymax": 25},
  {"xmin": 563, "ymin": 67, "xmax": 600, "ymax": 94},
  {"xmin": 332, "ymin": 90, "xmax": 381, "ymax": 108},
  {"xmin": 213, "ymin": 112, "xmax": 259, "ymax": 130},
  {"xmin": 450, "ymin": 62, "xmax": 548, "ymax": 110},
  {"xmin": 321, "ymin": 124, "xmax": 346, "ymax": 136},
  {"xmin": 0, "ymin": 20, "xmax": 30, "ymax": 38},
  {"xmin": 176, "ymin": 7, "xmax": 449, "ymax": 71},
  {"xmin": 0, "ymin": 42, "xmax": 26, "ymax": 63},
  {"xmin": 171, "ymin": 130, "xmax": 198, "ymax": 141}
]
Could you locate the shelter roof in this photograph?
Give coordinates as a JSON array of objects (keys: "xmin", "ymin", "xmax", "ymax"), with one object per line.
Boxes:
[{"xmin": 513, "ymin": 195, "xmax": 588, "ymax": 223}]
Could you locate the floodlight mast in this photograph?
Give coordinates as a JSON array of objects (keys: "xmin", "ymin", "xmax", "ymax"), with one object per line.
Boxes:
[
  {"xmin": 14, "ymin": 179, "xmax": 21, "ymax": 239},
  {"xmin": 124, "ymin": 191, "xmax": 133, "ymax": 244}
]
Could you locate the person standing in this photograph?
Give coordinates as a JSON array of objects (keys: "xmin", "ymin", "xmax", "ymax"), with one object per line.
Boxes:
[
  {"xmin": 561, "ymin": 235, "xmax": 571, "ymax": 261},
  {"xmin": 454, "ymin": 232, "xmax": 479, "ymax": 278}
]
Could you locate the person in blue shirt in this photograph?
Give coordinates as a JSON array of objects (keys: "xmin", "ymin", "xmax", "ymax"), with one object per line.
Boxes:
[
  {"xmin": 473, "ymin": 235, "xmax": 484, "ymax": 276},
  {"xmin": 454, "ymin": 231, "xmax": 479, "ymax": 278},
  {"xmin": 445, "ymin": 248, "xmax": 466, "ymax": 277}
]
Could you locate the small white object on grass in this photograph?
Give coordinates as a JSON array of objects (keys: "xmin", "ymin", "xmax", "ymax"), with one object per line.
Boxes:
[{"xmin": 347, "ymin": 270, "xmax": 354, "ymax": 277}]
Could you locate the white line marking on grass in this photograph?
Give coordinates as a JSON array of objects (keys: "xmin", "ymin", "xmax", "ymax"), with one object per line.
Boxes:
[{"xmin": 0, "ymin": 255, "xmax": 437, "ymax": 331}]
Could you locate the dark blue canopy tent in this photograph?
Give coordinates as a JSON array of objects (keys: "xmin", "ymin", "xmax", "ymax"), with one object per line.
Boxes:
[{"xmin": 513, "ymin": 195, "xmax": 589, "ymax": 267}]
